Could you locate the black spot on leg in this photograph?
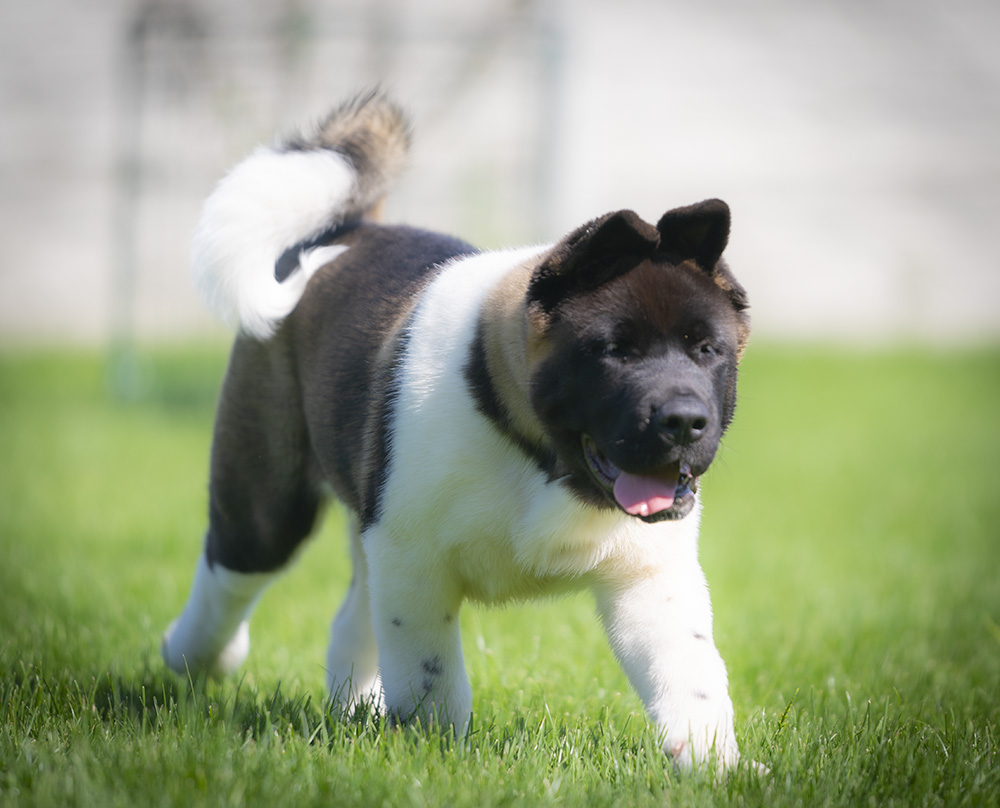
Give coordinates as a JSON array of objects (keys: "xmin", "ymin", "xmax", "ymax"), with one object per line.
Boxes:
[
  {"xmin": 443, "ymin": 614, "xmax": 453, "ymax": 624},
  {"xmin": 693, "ymin": 690, "xmax": 709, "ymax": 701},
  {"xmin": 692, "ymin": 631, "xmax": 707, "ymax": 641},
  {"xmin": 419, "ymin": 656, "xmax": 444, "ymax": 695},
  {"xmin": 391, "ymin": 618, "xmax": 402, "ymax": 627}
]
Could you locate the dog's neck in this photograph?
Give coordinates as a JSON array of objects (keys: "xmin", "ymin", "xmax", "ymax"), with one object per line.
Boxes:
[{"xmin": 476, "ymin": 257, "xmax": 554, "ymax": 456}]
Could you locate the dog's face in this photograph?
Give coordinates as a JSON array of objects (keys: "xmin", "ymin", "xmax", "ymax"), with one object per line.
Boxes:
[{"xmin": 526, "ymin": 203, "xmax": 749, "ymax": 522}]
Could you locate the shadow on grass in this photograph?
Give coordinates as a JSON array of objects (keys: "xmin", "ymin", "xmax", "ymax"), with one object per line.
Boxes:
[{"xmin": 4, "ymin": 656, "xmax": 673, "ymax": 769}]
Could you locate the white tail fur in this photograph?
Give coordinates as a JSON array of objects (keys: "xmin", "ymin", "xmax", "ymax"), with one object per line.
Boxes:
[{"xmin": 191, "ymin": 93, "xmax": 410, "ymax": 339}]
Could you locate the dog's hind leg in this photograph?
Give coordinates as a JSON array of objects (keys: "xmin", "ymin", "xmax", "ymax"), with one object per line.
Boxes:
[
  {"xmin": 326, "ymin": 517, "xmax": 382, "ymax": 713},
  {"xmin": 163, "ymin": 334, "xmax": 325, "ymax": 678},
  {"xmin": 161, "ymin": 552, "xmax": 279, "ymax": 678}
]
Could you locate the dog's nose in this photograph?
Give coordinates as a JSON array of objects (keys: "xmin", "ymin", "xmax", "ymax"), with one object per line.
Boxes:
[{"xmin": 656, "ymin": 398, "xmax": 710, "ymax": 445}]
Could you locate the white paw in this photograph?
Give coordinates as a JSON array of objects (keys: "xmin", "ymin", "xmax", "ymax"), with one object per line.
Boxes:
[
  {"xmin": 666, "ymin": 737, "xmax": 740, "ymax": 772},
  {"xmin": 327, "ymin": 670, "xmax": 385, "ymax": 715},
  {"xmin": 161, "ymin": 617, "xmax": 250, "ymax": 678},
  {"xmin": 664, "ymin": 711, "xmax": 740, "ymax": 772}
]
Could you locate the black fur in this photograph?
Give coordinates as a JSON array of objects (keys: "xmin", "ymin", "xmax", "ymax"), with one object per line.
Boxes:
[
  {"xmin": 526, "ymin": 210, "xmax": 661, "ymax": 319},
  {"xmin": 529, "ymin": 260, "xmax": 743, "ymax": 519},
  {"xmin": 290, "ymin": 225, "xmax": 475, "ymax": 515},
  {"xmin": 205, "ymin": 224, "xmax": 474, "ymax": 571},
  {"xmin": 464, "ymin": 324, "xmax": 559, "ymax": 479},
  {"xmin": 205, "ymin": 332, "xmax": 325, "ymax": 572},
  {"xmin": 655, "ymin": 198, "xmax": 731, "ymax": 270},
  {"xmin": 274, "ymin": 221, "xmax": 363, "ymax": 283}
]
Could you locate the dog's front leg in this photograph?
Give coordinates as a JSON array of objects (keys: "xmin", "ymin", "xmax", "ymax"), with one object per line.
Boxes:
[
  {"xmin": 592, "ymin": 561, "xmax": 740, "ymax": 771},
  {"xmin": 365, "ymin": 536, "xmax": 472, "ymax": 734}
]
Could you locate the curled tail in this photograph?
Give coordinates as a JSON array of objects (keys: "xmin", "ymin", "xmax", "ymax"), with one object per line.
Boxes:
[{"xmin": 192, "ymin": 91, "xmax": 410, "ymax": 338}]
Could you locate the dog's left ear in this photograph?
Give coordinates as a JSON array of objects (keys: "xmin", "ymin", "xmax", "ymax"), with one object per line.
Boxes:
[
  {"xmin": 656, "ymin": 199, "xmax": 730, "ymax": 272},
  {"xmin": 658, "ymin": 199, "xmax": 751, "ymax": 358},
  {"xmin": 528, "ymin": 209, "xmax": 660, "ymax": 322}
]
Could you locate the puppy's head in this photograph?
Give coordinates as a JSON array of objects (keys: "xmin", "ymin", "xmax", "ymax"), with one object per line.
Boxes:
[{"xmin": 526, "ymin": 203, "xmax": 750, "ymax": 522}]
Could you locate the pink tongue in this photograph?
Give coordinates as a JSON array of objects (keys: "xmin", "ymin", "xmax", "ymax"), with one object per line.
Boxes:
[{"xmin": 613, "ymin": 471, "xmax": 678, "ymax": 517}]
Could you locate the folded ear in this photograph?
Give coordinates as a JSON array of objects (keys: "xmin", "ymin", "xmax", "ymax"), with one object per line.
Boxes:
[
  {"xmin": 527, "ymin": 210, "xmax": 660, "ymax": 319},
  {"xmin": 655, "ymin": 198, "xmax": 730, "ymax": 271}
]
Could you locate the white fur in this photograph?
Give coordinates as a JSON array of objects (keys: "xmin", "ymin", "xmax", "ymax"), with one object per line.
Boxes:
[
  {"xmin": 298, "ymin": 244, "xmax": 349, "ymax": 277},
  {"xmin": 326, "ymin": 521, "xmax": 383, "ymax": 712},
  {"xmin": 191, "ymin": 148, "xmax": 356, "ymax": 339},
  {"xmin": 162, "ymin": 553, "xmax": 279, "ymax": 677}
]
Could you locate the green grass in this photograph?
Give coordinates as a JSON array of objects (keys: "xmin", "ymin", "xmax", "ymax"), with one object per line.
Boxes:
[{"xmin": 1, "ymin": 343, "xmax": 998, "ymax": 807}]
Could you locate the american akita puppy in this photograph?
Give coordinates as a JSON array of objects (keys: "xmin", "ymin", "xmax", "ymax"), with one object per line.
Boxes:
[{"xmin": 162, "ymin": 92, "xmax": 752, "ymax": 770}]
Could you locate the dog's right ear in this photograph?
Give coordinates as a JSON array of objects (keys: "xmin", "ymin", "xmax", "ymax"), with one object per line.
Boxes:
[{"xmin": 527, "ymin": 210, "xmax": 660, "ymax": 325}]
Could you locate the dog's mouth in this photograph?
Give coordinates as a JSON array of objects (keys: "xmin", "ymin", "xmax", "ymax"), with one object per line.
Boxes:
[{"xmin": 582, "ymin": 435, "xmax": 698, "ymax": 522}]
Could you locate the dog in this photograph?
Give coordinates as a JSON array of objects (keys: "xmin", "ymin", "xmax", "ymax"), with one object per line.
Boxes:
[{"xmin": 162, "ymin": 91, "xmax": 752, "ymax": 770}]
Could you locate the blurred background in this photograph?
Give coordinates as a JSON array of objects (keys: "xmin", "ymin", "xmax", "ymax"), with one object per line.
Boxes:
[
  {"xmin": 2, "ymin": 0, "xmax": 999, "ymax": 348},
  {"xmin": 2, "ymin": 8, "xmax": 999, "ymax": 800}
]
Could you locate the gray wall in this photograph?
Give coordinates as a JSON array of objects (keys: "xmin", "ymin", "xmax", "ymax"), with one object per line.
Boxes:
[{"xmin": 2, "ymin": 0, "xmax": 998, "ymax": 344}]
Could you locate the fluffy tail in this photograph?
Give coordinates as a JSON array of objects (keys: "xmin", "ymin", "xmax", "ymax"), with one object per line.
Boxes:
[{"xmin": 192, "ymin": 91, "xmax": 410, "ymax": 338}]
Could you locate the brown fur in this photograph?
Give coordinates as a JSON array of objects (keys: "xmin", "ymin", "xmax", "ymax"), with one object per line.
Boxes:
[
  {"xmin": 285, "ymin": 91, "xmax": 411, "ymax": 223},
  {"xmin": 478, "ymin": 259, "xmax": 553, "ymax": 454}
]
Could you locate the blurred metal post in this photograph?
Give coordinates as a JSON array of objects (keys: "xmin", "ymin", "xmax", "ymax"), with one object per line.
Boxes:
[
  {"xmin": 109, "ymin": 5, "xmax": 148, "ymax": 401},
  {"xmin": 532, "ymin": 0, "xmax": 565, "ymax": 241},
  {"xmin": 109, "ymin": 1, "xmax": 202, "ymax": 400}
]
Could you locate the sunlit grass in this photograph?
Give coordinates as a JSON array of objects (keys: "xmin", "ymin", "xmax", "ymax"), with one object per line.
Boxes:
[{"xmin": 1, "ymin": 344, "xmax": 998, "ymax": 806}]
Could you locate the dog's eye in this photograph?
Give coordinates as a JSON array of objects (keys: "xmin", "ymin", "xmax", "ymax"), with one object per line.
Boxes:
[
  {"xmin": 605, "ymin": 341, "xmax": 633, "ymax": 360},
  {"xmin": 686, "ymin": 334, "xmax": 719, "ymax": 359},
  {"xmin": 589, "ymin": 339, "xmax": 631, "ymax": 360}
]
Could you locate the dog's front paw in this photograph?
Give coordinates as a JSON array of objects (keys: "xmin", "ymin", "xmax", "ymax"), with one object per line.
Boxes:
[
  {"xmin": 665, "ymin": 726, "xmax": 740, "ymax": 772},
  {"xmin": 664, "ymin": 727, "xmax": 771, "ymax": 777},
  {"xmin": 662, "ymin": 696, "xmax": 741, "ymax": 772},
  {"xmin": 161, "ymin": 617, "xmax": 250, "ymax": 678}
]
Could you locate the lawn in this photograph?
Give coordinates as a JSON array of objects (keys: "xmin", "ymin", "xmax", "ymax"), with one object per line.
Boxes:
[{"xmin": 1, "ymin": 344, "xmax": 998, "ymax": 807}]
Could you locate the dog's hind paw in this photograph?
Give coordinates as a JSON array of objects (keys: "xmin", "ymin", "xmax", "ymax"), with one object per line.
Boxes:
[{"xmin": 161, "ymin": 617, "xmax": 250, "ymax": 679}]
